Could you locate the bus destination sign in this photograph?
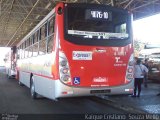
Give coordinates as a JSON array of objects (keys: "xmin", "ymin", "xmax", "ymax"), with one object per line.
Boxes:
[{"xmin": 85, "ymin": 9, "xmax": 112, "ymax": 21}]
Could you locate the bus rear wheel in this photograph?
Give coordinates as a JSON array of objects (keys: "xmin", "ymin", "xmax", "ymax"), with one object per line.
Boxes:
[
  {"xmin": 18, "ymin": 81, "xmax": 23, "ymax": 86},
  {"xmin": 30, "ymin": 76, "xmax": 37, "ymax": 99}
]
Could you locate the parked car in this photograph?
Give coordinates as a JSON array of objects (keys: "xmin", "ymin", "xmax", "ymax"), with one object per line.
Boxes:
[{"xmin": 148, "ymin": 67, "xmax": 160, "ymax": 82}]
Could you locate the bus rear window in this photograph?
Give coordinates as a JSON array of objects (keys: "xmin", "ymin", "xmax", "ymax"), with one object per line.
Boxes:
[{"xmin": 66, "ymin": 5, "xmax": 129, "ymax": 40}]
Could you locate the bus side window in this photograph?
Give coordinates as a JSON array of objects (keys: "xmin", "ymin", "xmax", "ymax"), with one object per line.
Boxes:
[
  {"xmin": 48, "ymin": 16, "xmax": 54, "ymax": 35},
  {"xmin": 33, "ymin": 43, "xmax": 38, "ymax": 57},
  {"xmin": 19, "ymin": 45, "xmax": 22, "ymax": 59},
  {"xmin": 45, "ymin": 23, "xmax": 48, "ymax": 37},
  {"xmin": 41, "ymin": 24, "xmax": 46, "ymax": 41},
  {"xmin": 28, "ymin": 46, "xmax": 33, "ymax": 57},
  {"xmin": 32, "ymin": 32, "xmax": 38, "ymax": 57},
  {"xmin": 24, "ymin": 40, "xmax": 28, "ymax": 58},
  {"xmin": 115, "ymin": 23, "xmax": 127, "ymax": 33},
  {"xmin": 20, "ymin": 44, "xmax": 23, "ymax": 59},
  {"xmin": 47, "ymin": 16, "xmax": 55, "ymax": 53},
  {"xmin": 17, "ymin": 47, "xmax": 20, "ymax": 59},
  {"xmin": 39, "ymin": 29, "xmax": 42, "ymax": 41},
  {"xmin": 25, "ymin": 39, "xmax": 29, "ymax": 58},
  {"xmin": 35, "ymin": 31, "xmax": 38, "ymax": 43},
  {"xmin": 28, "ymin": 37, "xmax": 33, "ymax": 57},
  {"xmin": 39, "ymin": 24, "xmax": 46, "ymax": 55},
  {"xmin": 22, "ymin": 42, "xmax": 25, "ymax": 59},
  {"xmin": 39, "ymin": 40, "xmax": 46, "ymax": 55}
]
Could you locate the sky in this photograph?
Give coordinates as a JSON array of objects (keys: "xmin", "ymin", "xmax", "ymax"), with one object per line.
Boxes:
[
  {"xmin": 133, "ymin": 13, "xmax": 160, "ymax": 55},
  {"xmin": 133, "ymin": 13, "xmax": 160, "ymax": 44}
]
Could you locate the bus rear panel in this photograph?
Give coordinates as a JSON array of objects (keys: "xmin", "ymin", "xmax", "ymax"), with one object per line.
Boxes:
[{"xmin": 55, "ymin": 3, "xmax": 134, "ymax": 98}]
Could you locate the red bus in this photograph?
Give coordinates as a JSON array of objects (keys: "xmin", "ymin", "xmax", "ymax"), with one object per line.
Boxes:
[{"xmin": 16, "ymin": 2, "xmax": 134, "ymax": 100}]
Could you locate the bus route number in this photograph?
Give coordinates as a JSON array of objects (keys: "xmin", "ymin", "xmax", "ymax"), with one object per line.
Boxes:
[
  {"xmin": 85, "ymin": 9, "xmax": 112, "ymax": 21},
  {"xmin": 91, "ymin": 11, "xmax": 108, "ymax": 19}
]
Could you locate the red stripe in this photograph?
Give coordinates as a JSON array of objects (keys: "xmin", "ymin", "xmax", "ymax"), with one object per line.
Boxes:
[{"xmin": 19, "ymin": 70, "xmax": 57, "ymax": 80}]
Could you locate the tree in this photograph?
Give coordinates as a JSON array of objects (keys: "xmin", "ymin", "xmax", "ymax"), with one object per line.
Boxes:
[{"xmin": 133, "ymin": 39, "xmax": 145, "ymax": 57}]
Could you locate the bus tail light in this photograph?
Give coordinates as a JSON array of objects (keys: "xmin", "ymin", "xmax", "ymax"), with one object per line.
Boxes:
[
  {"xmin": 125, "ymin": 54, "xmax": 134, "ymax": 83},
  {"xmin": 128, "ymin": 68, "xmax": 133, "ymax": 73},
  {"xmin": 59, "ymin": 52, "xmax": 71, "ymax": 85},
  {"xmin": 61, "ymin": 75, "xmax": 70, "ymax": 82},
  {"xmin": 60, "ymin": 67, "xmax": 69, "ymax": 74}
]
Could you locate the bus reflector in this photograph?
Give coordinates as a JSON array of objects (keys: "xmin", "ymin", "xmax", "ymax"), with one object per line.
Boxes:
[
  {"xmin": 62, "ymin": 91, "xmax": 73, "ymax": 94},
  {"xmin": 125, "ymin": 89, "xmax": 133, "ymax": 92},
  {"xmin": 62, "ymin": 92, "xmax": 67, "ymax": 94}
]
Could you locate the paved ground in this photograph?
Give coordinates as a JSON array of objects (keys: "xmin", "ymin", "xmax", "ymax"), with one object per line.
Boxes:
[
  {"xmin": 1, "ymin": 66, "xmax": 160, "ymax": 120},
  {"xmin": 102, "ymin": 81, "xmax": 160, "ymax": 114},
  {"xmin": 0, "ymin": 66, "xmax": 125, "ymax": 114}
]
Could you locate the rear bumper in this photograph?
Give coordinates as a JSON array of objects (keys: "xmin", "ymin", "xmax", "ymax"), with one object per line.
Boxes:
[{"xmin": 55, "ymin": 80, "xmax": 134, "ymax": 98}]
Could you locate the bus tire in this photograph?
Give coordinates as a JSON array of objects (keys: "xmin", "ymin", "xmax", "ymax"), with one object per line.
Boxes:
[
  {"xmin": 7, "ymin": 74, "xmax": 11, "ymax": 79},
  {"xmin": 18, "ymin": 81, "xmax": 23, "ymax": 86},
  {"xmin": 7, "ymin": 70, "xmax": 11, "ymax": 79},
  {"xmin": 30, "ymin": 76, "xmax": 37, "ymax": 99}
]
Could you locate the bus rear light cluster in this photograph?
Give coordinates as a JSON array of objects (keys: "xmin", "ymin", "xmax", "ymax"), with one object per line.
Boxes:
[
  {"xmin": 60, "ymin": 60, "xmax": 67, "ymax": 66},
  {"xmin": 126, "ymin": 74, "xmax": 133, "ymax": 79},
  {"xmin": 59, "ymin": 52, "xmax": 71, "ymax": 85},
  {"xmin": 61, "ymin": 75, "xmax": 70, "ymax": 82},
  {"xmin": 128, "ymin": 67, "xmax": 133, "ymax": 73},
  {"xmin": 60, "ymin": 67, "xmax": 69, "ymax": 74},
  {"xmin": 129, "ymin": 61, "xmax": 134, "ymax": 66},
  {"xmin": 126, "ymin": 54, "xmax": 134, "ymax": 82}
]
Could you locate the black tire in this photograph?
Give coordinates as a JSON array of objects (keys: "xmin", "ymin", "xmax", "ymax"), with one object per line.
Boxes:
[
  {"xmin": 18, "ymin": 81, "xmax": 24, "ymax": 86},
  {"xmin": 30, "ymin": 76, "xmax": 37, "ymax": 99},
  {"xmin": 7, "ymin": 74, "xmax": 11, "ymax": 79},
  {"xmin": 18, "ymin": 72, "xmax": 23, "ymax": 86},
  {"xmin": 7, "ymin": 70, "xmax": 11, "ymax": 79}
]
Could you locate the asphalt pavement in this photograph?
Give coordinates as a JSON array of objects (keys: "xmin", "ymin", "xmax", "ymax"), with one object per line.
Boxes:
[
  {"xmin": 1, "ymin": 65, "xmax": 160, "ymax": 118},
  {"xmin": 0, "ymin": 66, "xmax": 125, "ymax": 114},
  {"xmin": 101, "ymin": 81, "xmax": 160, "ymax": 114}
]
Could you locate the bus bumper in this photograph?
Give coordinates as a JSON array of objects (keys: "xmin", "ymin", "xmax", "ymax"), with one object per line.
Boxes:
[{"xmin": 55, "ymin": 80, "xmax": 134, "ymax": 98}]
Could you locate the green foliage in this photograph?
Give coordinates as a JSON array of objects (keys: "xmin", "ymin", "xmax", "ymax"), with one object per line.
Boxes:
[
  {"xmin": 134, "ymin": 39, "xmax": 145, "ymax": 56},
  {"xmin": 134, "ymin": 40, "xmax": 141, "ymax": 51}
]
